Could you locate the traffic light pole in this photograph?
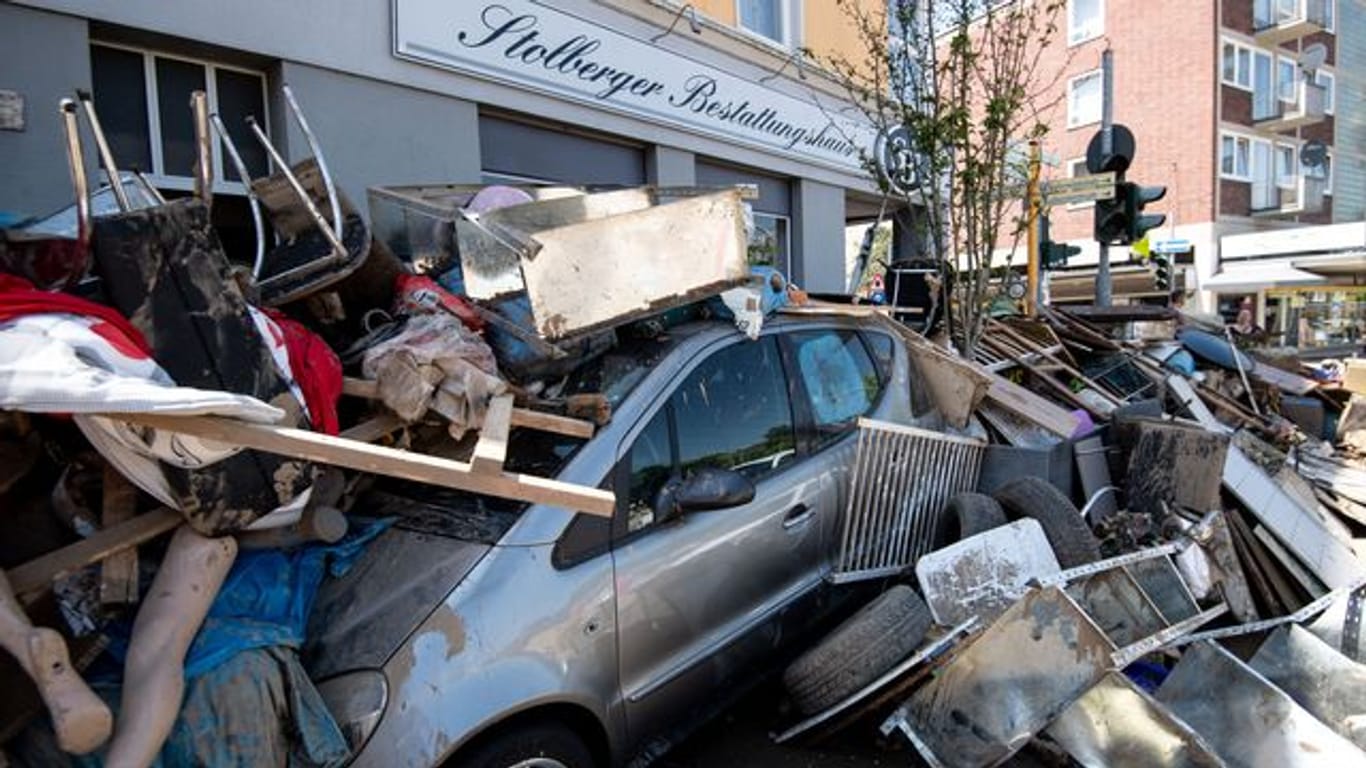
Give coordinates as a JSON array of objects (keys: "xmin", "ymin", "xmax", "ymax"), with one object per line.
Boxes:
[
  {"xmin": 1097, "ymin": 48, "xmax": 1114, "ymax": 307},
  {"xmin": 1026, "ymin": 140, "xmax": 1041, "ymax": 317}
]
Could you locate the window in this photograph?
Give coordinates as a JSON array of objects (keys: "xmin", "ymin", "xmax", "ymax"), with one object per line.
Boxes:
[
  {"xmin": 90, "ymin": 43, "xmax": 268, "ymax": 193},
  {"xmin": 1066, "ymin": 157, "xmax": 1094, "ymax": 210},
  {"xmin": 1221, "ymin": 133, "xmax": 1252, "ymax": 180},
  {"xmin": 863, "ymin": 331, "xmax": 895, "ymax": 383},
  {"xmin": 1307, "ymin": 151, "xmax": 1332, "ymax": 194},
  {"xmin": 1275, "ymin": 143, "xmax": 1297, "ymax": 188},
  {"xmin": 738, "ymin": 0, "xmax": 792, "ymax": 45},
  {"xmin": 748, "ymin": 212, "xmax": 791, "ymax": 276},
  {"xmin": 1325, "ymin": 0, "xmax": 1335, "ymax": 31},
  {"xmin": 1221, "ymin": 40, "xmax": 1253, "ymax": 90},
  {"xmin": 1277, "ymin": 56, "xmax": 1298, "ymax": 103},
  {"xmin": 1068, "ymin": 0, "xmax": 1104, "ymax": 45},
  {"xmin": 789, "ymin": 331, "xmax": 881, "ymax": 446},
  {"xmin": 627, "ymin": 407, "xmax": 674, "ymax": 533},
  {"xmin": 1067, "ymin": 70, "xmax": 1102, "ymax": 128},
  {"xmin": 672, "ymin": 338, "xmax": 796, "ymax": 482},
  {"xmin": 1318, "ymin": 70, "xmax": 1335, "ymax": 114},
  {"xmin": 1252, "ymin": 49, "xmax": 1275, "ymax": 119}
]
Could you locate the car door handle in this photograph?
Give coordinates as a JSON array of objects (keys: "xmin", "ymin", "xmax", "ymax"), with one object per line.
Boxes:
[{"xmin": 782, "ymin": 504, "xmax": 815, "ymax": 529}]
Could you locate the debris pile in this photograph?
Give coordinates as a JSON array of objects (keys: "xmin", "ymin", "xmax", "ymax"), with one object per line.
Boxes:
[{"xmin": 774, "ymin": 301, "xmax": 1366, "ymax": 767}]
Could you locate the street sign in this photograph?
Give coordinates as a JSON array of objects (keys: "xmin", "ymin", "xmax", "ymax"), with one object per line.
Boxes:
[
  {"xmin": 1152, "ymin": 238, "xmax": 1192, "ymax": 254},
  {"xmin": 1042, "ymin": 172, "xmax": 1116, "ymax": 206},
  {"xmin": 1086, "ymin": 124, "xmax": 1136, "ymax": 174}
]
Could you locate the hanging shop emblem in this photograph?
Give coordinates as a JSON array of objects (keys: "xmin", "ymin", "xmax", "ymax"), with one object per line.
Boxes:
[
  {"xmin": 393, "ymin": 0, "xmax": 873, "ymax": 173},
  {"xmin": 875, "ymin": 126, "xmax": 917, "ymax": 194}
]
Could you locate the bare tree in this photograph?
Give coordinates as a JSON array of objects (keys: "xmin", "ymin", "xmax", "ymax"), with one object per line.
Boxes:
[{"xmin": 819, "ymin": 0, "xmax": 1069, "ymax": 356}]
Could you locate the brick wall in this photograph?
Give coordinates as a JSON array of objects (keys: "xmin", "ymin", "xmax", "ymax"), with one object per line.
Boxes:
[{"xmin": 1221, "ymin": 178, "xmax": 1252, "ymax": 214}]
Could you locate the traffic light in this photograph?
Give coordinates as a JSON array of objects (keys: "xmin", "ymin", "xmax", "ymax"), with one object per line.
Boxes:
[
  {"xmin": 1040, "ymin": 215, "xmax": 1081, "ymax": 269},
  {"xmin": 1093, "ymin": 182, "xmax": 1129, "ymax": 245},
  {"xmin": 1153, "ymin": 253, "xmax": 1172, "ymax": 291},
  {"xmin": 1125, "ymin": 183, "xmax": 1167, "ymax": 243}
]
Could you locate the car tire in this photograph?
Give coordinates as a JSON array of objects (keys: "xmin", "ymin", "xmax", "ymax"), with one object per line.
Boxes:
[
  {"xmin": 991, "ymin": 477, "xmax": 1101, "ymax": 568},
  {"xmin": 783, "ymin": 585, "xmax": 932, "ymax": 716},
  {"xmin": 933, "ymin": 492, "xmax": 1008, "ymax": 549},
  {"xmin": 447, "ymin": 720, "xmax": 595, "ymax": 768}
]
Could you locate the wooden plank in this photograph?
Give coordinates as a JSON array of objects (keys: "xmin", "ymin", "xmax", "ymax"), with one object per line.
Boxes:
[
  {"xmin": 340, "ymin": 414, "xmax": 405, "ymax": 443},
  {"xmin": 982, "ymin": 371, "xmax": 1080, "ymax": 438},
  {"xmin": 903, "ymin": 341, "xmax": 992, "ymax": 429},
  {"xmin": 98, "ymin": 465, "xmax": 140, "ymax": 606},
  {"xmin": 989, "ymin": 321, "xmax": 1126, "ymax": 405},
  {"xmin": 11, "ymin": 508, "xmax": 182, "ymax": 602},
  {"xmin": 343, "ymin": 377, "xmax": 595, "ymax": 439},
  {"xmin": 471, "ymin": 394, "xmax": 514, "ymax": 474},
  {"xmin": 1167, "ymin": 375, "xmax": 1231, "ymax": 434},
  {"xmin": 108, "ymin": 412, "xmax": 616, "ymax": 517}
]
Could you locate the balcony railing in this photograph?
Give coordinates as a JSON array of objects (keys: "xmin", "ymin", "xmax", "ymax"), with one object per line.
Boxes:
[
  {"xmin": 1253, "ymin": 80, "xmax": 1327, "ymax": 130},
  {"xmin": 1254, "ymin": 0, "xmax": 1331, "ymax": 45},
  {"xmin": 1252, "ymin": 174, "xmax": 1326, "ymax": 217}
]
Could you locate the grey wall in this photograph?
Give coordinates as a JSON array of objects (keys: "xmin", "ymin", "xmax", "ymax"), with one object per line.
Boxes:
[
  {"xmin": 1334, "ymin": 0, "xmax": 1366, "ymax": 222},
  {"xmin": 0, "ymin": 4, "xmax": 92, "ymax": 216},
  {"xmin": 647, "ymin": 146, "xmax": 695, "ymax": 186},
  {"xmin": 792, "ymin": 180, "xmax": 846, "ymax": 292},
  {"xmin": 275, "ymin": 62, "xmax": 481, "ymax": 212}
]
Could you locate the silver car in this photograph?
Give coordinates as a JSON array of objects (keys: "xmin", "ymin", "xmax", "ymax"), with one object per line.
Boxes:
[{"xmin": 305, "ymin": 314, "xmax": 935, "ymax": 767}]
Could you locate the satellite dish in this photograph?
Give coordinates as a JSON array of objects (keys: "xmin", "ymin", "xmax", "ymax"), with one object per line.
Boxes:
[
  {"xmin": 1300, "ymin": 43, "xmax": 1328, "ymax": 73},
  {"xmin": 1302, "ymin": 139, "xmax": 1328, "ymax": 169}
]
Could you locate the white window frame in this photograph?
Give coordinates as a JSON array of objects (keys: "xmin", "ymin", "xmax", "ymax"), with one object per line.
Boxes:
[
  {"xmin": 1067, "ymin": 0, "xmax": 1104, "ymax": 46},
  {"xmin": 1221, "ymin": 132, "xmax": 1255, "ymax": 181},
  {"xmin": 1325, "ymin": 0, "xmax": 1335, "ymax": 32},
  {"xmin": 1307, "ymin": 150, "xmax": 1333, "ymax": 195},
  {"xmin": 1276, "ymin": 54, "xmax": 1299, "ymax": 104},
  {"xmin": 1065, "ymin": 157, "xmax": 1093, "ymax": 210},
  {"xmin": 1317, "ymin": 69, "xmax": 1335, "ymax": 114},
  {"xmin": 1067, "ymin": 69, "xmax": 1103, "ymax": 129},
  {"xmin": 1221, "ymin": 38, "xmax": 1254, "ymax": 91},
  {"xmin": 1275, "ymin": 142, "xmax": 1297, "ymax": 188},
  {"xmin": 90, "ymin": 40, "xmax": 268, "ymax": 196},
  {"xmin": 735, "ymin": 0, "xmax": 797, "ymax": 48}
]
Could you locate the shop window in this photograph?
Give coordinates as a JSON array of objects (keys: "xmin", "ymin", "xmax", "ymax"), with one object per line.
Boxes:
[
  {"xmin": 90, "ymin": 43, "xmax": 268, "ymax": 193},
  {"xmin": 1068, "ymin": 0, "xmax": 1104, "ymax": 45},
  {"xmin": 1067, "ymin": 70, "xmax": 1102, "ymax": 128},
  {"xmin": 749, "ymin": 212, "xmax": 791, "ymax": 276}
]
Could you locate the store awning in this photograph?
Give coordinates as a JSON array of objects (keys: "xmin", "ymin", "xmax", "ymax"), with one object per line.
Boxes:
[
  {"xmin": 1200, "ymin": 261, "xmax": 1326, "ymax": 291},
  {"xmin": 1291, "ymin": 251, "xmax": 1366, "ymax": 277}
]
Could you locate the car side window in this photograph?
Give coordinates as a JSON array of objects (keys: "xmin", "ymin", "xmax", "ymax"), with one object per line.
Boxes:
[
  {"xmin": 790, "ymin": 330, "xmax": 880, "ymax": 446},
  {"xmin": 627, "ymin": 406, "xmax": 673, "ymax": 533},
  {"xmin": 863, "ymin": 331, "xmax": 895, "ymax": 383},
  {"xmin": 672, "ymin": 337, "xmax": 796, "ymax": 483}
]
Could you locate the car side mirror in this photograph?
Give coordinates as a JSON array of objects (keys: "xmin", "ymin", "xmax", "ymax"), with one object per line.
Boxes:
[{"xmin": 653, "ymin": 467, "xmax": 756, "ymax": 523}]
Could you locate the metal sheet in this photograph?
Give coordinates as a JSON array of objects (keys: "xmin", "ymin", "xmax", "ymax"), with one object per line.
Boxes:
[
  {"xmin": 1046, "ymin": 672, "xmax": 1226, "ymax": 768},
  {"xmin": 1156, "ymin": 641, "xmax": 1366, "ymax": 767},
  {"xmin": 889, "ymin": 587, "xmax": 1116, "ymax": 768},
  {"xmin": 1124, "ymin": 556, "xmax": 1199, "ymax": 624},
  {"xmin": 916, "ymin": 519, "xmax": 1060, "ymax": 627},
  {"xmin": 1065, "ymin": 568, "xmax": 1168, "ymax": 648},
  {"xmin": 1250, "ymin": 625, "xmax": 1366, "ymax": 750}
]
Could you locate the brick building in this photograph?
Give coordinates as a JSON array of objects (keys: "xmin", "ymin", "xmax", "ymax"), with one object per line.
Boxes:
[{"xmin": 1034, "ymin": 0, "xmax": 1364, "ymax": 347}]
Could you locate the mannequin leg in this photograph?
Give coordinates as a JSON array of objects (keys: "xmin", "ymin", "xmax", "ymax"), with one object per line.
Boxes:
[
  {"xmin": 0, "ymin": 570, "xmax": 112, "ymax": 754},
  {"xmin": 104, "ymin": 525, "xmax": 236, "ymax": 768}
]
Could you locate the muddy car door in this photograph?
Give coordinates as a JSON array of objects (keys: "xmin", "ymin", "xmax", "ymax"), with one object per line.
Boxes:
[{"xmin": 611, "ymin": 335, "xmax": 827, "ymax": 752}]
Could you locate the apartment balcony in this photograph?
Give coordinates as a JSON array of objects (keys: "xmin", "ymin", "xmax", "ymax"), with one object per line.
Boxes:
[
  {"xmin": 1253, "ymin": 81, "xmax": 1328, "ymax": 131},
  {"xmin": 1254, "ymin": 0, "xmax": 1332, "ymax": 46},
  {"xmin": 1251, "ymin": 175, "xmax": 1327, "ymax": 217}
]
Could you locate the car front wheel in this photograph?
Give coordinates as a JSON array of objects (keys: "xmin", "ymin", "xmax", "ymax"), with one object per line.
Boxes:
[{"xmin": 447, "ymin": 721, "xmax": 595, "ymax": 768}]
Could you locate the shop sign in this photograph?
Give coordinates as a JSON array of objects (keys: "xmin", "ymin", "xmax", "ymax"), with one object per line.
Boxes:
[{"xmin": 393, "ymin": 0, "xmax": 873, "ymax": 173}]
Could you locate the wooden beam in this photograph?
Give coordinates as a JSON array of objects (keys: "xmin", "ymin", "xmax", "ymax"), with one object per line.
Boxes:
[
  {"xmin": 107, "ymin": 412, "xmax": 616, "ymax": 517},
  {"xmin": 11, "ymin": 508, "xmax": 182, "ymax": 603},
  {"xmin": 340, "ymin": 414, "xmax": 405, "ymax": 443},
  {"xmin": 471, "ymin": 395, "xmax": 514, "ymax": 475},
  {"xmin": 98, "ymin": 466, "xmax": 140, "ymax": 606},
  {"xmin": 343, "ymin": 377, "xmax": 595, "ymax": 439}
]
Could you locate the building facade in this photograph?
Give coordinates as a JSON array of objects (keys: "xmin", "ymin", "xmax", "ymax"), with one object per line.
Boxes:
[
  {"xmin": 0, "ymin": 0, "xmax": 887, "ymax": 294},
  {"xmin": 1034, "ymin": 0, "xmax": 1364, "ymax": 344}
]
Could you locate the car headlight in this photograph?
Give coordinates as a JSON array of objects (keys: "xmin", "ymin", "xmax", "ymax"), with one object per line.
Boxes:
[{"xmin": 316, "ymin": 670, "xmax": 388, "ymax": 752}]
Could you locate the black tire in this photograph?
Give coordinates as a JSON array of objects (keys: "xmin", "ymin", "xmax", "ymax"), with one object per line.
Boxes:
[
  {"xmin": 782, "ymin": 585, "xmax": 932, "ymax": 715},
  {"xmin": 448, "ymin": 720, "xmax": 595, "ymax": 768},
  {"xmin": 933, "ymin": 492, "xmax": 1008, "ymax": 549},
  {"xmin": 991, "ymin": 477, "xmax": 1101, "ymax": 568}
]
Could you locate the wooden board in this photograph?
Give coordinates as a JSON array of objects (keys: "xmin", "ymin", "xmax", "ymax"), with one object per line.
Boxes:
[
  {"xmin": 342, "ymin": 377, "xmax": 595, "ymax": 439},
  {"xmin": 982, "ymin": 371, "xmax": 1080, "ymax": 439},
  {"xmin": 99, "ymin": 465, "xmax": 140, "ymax": 606},
  {"xmin": 108, "ymin": 412, "xmax": 616, "ymax": 517},
  {"xmin": 471, "ymin": 394, "xmax": 513, "ymax": 474},
  {"xmin": 11, "ymin": 507, "xmax": 182, "ymax": 603}
]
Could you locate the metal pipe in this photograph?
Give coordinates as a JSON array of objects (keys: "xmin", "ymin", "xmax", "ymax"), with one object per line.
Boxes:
[
  {"xmin": 245, "ymin": 115, "xmax": 346, "ymax": 260},
  {"xmin": 74, "ymin": 89, "xmax": 131, "ymax": 212},
  {"xmin": 132, "ymin": 170, "xmax": 168, "ymax": 205},
  {"xmin": 58, "ymin": 99, "xmax": 90, "ymax": 250},
  {"xmin": 211, "ymin": 113, "xmax": 266, "ymax": 278},
  {"xmin": 280, "ymin": 84, "xmax": 343, "ymax": 240},
  {"xmin": 191, "ymin": 90, "xmax": 213, "ymax": 208}
]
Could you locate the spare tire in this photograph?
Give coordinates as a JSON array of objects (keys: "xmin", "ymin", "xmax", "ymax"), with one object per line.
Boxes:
[
  {"xmin": 991, "ymin": 477, "xmax": 1101, "ymax": 568},
  {"xmin": 783, "ymin": 585, "xmax": 931, "ymax": 715},
  {"xmin": 933, "ymin": 492, "xmax": 1008, "ymax": 549}
]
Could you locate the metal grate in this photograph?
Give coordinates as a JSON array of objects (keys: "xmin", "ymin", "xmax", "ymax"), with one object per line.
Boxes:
[{"xmin": 831, "ymin": 418, "xmax": 986, "ymax": 584}]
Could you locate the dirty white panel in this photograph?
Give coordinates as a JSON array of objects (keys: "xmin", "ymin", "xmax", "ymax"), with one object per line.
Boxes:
[{"xmin": 916, "ymin": 519, "xmax": 1060, "ymax": 626}]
